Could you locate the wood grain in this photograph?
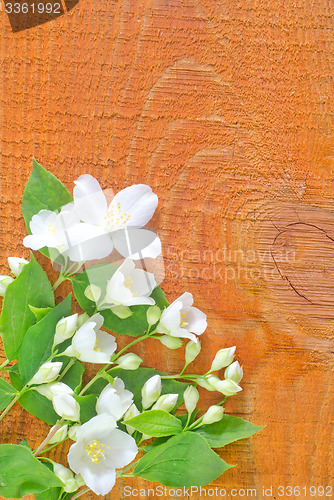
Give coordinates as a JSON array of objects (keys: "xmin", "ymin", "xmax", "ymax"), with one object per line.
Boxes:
[{"xmin": 0, "ymin": 0, "xmax": 334, "ymax": 498}]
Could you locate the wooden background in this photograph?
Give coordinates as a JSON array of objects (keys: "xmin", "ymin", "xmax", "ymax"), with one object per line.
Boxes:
[{"xmin": 1, "ymin": 0, "xmax": 334, "ymax": 498}]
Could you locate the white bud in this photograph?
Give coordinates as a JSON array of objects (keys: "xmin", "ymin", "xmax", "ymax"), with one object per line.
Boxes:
[
  {"xmin": 116, "ymin": 353, "xmax": 142, "ymax": 370},
  {"xmin": 210, "ymin": 346, "xmax": 236, "ymax": 371},
  {"xmin": 53, "ymin": 463, "xmax": 79, "ymax": 493},
  {"xmin": 8, "ymin": 257, "xmax": 29, "ymax": 276},
  {"xmin": 152, "ymin": 393, "xmax": 178, "ymax": 413},
  {"xmin": 124, "ymin": 403, "xmax": 140, "ymax": 435},
  {"xmin": 196, "ymin": 377, "xmax": 217, "ymax": 391},
  {"xmin": 36, "ymin": 381, "xmax": 73, "ymax": 400},
  {"xmin": 30, "ymin": 362, "xmax": 63, "ymax": 385},
  {"xmin": 185, "ymin": 339, "xmax": 201, "ymax": 365},
  {"xmin": 68, "ymin": 424, "xmax": 81, "ymax": 441},
  {"xmin": 202, "ymin": 405, "xmax": 224, "ymax": 425},
  {"xmin": 158, "ymin": 335, "xmax": 182, "ymax": 349},
  {"xmin": 146, "ymin": 305, "xmax": 161, "ymax": 325},
  {"xmin": 183, "ymin": 386, "xmax": 199, "ymax": 414},
  {"xmin": 224, "ymin": 361, "xmax": 243, "ymax": 384},
  {"xmin": 0, "ymin": 275, "xmax": 14, "ymax": 296},
  {"xmin": 141, "ymin": 374, "xmax": 161, "ymax": 409},
  {"xmin": 52, "ymin": 392, "xmax": 80, "ymax": 422},
  {"xmin": 84, "ymin": 284, "xmax": 101, "ymax": 302},
  {"xmin": 214, "ymin": 379, "xmax": 242, "ymax": 396},
  {"xmin": 54, "ymin": 313, "xmax": 78, "ymax": 346},
  {"xmin": 77, "ymin": 312, "xmax": 90, "ymax": 329},
  {"xmin": 48, "ymin": 424, "xmax": 69, "ymax": 444}
]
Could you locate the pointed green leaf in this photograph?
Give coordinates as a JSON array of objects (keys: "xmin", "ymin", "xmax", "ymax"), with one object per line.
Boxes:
[
  {"xmin": 0, "ymin": 378, "xmax": 17, "ymax": 411},
  {"xmin": 194, "ymin": 414, "xmax": 265, "ymax": 448},
  {"xmin": 74, "ymin": 394, "xmax": 98, "ymax": 423},
  {"xmin": 29, "ymin": 305, "xmax": 52, "ymax": 322},
  {"xmin": 133, "ymin": 432, "xmax": 233, "ymax": 487},
  {"xmin": 0, "ymin": 444, "xmax": 62, "ymax": 497},
  {"xmin": 18, "ymin": 295, "xmax": 72, "ymax": 384},
  {"xmin": 0, "ymin": 254, "xmax": 55, "ymax": 360},
  {"xmin": 19, "ymin": 390, "xmax": 58, "ymax": 425},
  {"xmin": 124, "ymin": 410, "xmax": 182, "ymax": 437},
  {"xmin": 22, "ymin": 158, "xmax": 73, "ymax": 233}
]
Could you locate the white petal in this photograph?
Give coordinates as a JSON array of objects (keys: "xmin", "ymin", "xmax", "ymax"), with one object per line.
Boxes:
[
  {"xmin": 105, "ymin": 269, "xmax": 133, "ymax": 305},
  {"xmin": 80, "ymin": 464, "xmax": 116, "ymax": 496},
  {"xmin": 89, "ymin": 313, "xmax": 104, "ymax": 331},
  {"xmin": 170, "ymin": 327, "xmax": 198, "ymax": 342},
  {"xmin": 76, "ymin": 414, "xmax": 117, "ymax": 442},
  {"xmin": 124, "ymin": 296, "xmax": 155, "ymax": 306},
  {"xmin": 23, "ymin": 234, "xmax": 48, "ymax": 251},
  {"xmin": 95, "ymin": 330, "xmax": 117, "ymax": 357},
  {"xmin": 110, "ymin": 185, "xmax": 158, "ymax": 228},
  {"xmin": 157, "ymin": 301, "xmax": 182, "ymax": 333},
  {"xmin": 104, "ymin": 429, "xmax": 138, "ymax": 469},
  {"xmin": 73, "ymin": 174, "xmax": 107, "ymax": 225},
  {"xmin": 72, "ymin": 322, "xmax": 96, "ymax": 353},
  {"xmin": 129, "ymin": 269, "xmax": 157, "ymax": 297},
  {"xmin": 64, "ymin": 223, "xmax": 114, "ymax": 261},
  {"xmin": 185, "ymin": 307, "xmax": 207, "ymax": 335},
  {"xmin": 177, "ymin": 292, "xmax": 194, "ymax": 310},
  {"xmin": 113, "ymin": 228, "xmax": 161, "ymax": 259},
  {"xmin": 52, "ymin": 393, "xmax": 80, "ymax": 421}
]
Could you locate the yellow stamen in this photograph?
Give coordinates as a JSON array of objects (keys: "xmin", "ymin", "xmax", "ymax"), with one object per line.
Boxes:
[
  {"xmin": 104, "ymin": 202, "xmax": 131, "ymax": 230},
  {"xmin": 180, "ymin": 312, "xmax": 188, "ymax": 328},
  {"xmin": 48, "ymin": 223, "xmax": 56, "ymax": 237},
  {"xmin": 85, "ymin": 440, "xmax": 107, "ymax": 463}
]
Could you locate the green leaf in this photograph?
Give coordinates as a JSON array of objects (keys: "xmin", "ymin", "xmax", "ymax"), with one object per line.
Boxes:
[
  {"xmin": 71, "ymin": 263, "xmax": 168, "ymax": 337},
  {"xmin": 22, "ymin": 158, "xmax": 73, "ymax": 233},
  {"xmin": 34, "ymin": 487, "xmax": 62, "ymax": 500},
  {"xmin": 29, "ymin": 305, "xmax": 52, "ymax": 322},
  {"xmin": 8, "ymin": 364, "xmax": 23, "ymax": 391},
  {"xmin": 61, "ymin": 360, "xmax": 84, "ymax": 392},
  {"xmin": 133, "ymin": 432, "xmax": 233, "ymax": 487},
  {"xmin": 98, "ymin": 367, "xmax": 187, "ymax": 411},
  {"xmin": 124, "ymin": 410, "xmax": 182, "ymax": 437},
  {"xmin": 19, "ymin": 390, "xmax": 58, "ymax": 425},
  {"xmin": 194, "ymin": 414, "xmax": 265, "ymax": 448},
  {"xmin": 0, "ymin": 378, "xmax": 17, "ymax": 411},
  {"xmin": 74, "ymin": 394, "xmax": 98, "ymax": 423},
  {"xmin": 0, "ymin": 254, "xmax": 55, "ymax": 360},
  {"xmin": 19, "ymin": 437, "xmax": 30, "ymax": 449},
  {"xmin": 0, "ymin": 444, "xmax": 62, "ymax": 497},
  {"xmin": 18, "ymin": 295, "xmax": 72, "ymax": 384}
]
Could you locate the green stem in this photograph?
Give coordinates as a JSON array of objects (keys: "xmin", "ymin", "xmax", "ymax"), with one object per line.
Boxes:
[
  {"xmin": 58, "ymin": 358, "xmax": 76, "ymax": 382},
  {"xmin": 0, "ymin": 359, "xmax": 10, "ymax": 370},
  {"xmin": 78, "ymin": 365, "xmax": 111, "ymax": 396},
  {"xmin": 69, "ymin": 487, "xmax": 91, "ymax": 500},
  {"xmin": 52, "ymin": 274, "xmax": 67, "ymax": 291},
  {"xmin": 33, "ymin": 421, "xmax": 64, "ymax": 456},
  {"xmin": 0, "ymin": 393, "xmax": 20, "ymax": 423},
  {"xmin": 113, "ymin": 332, "xmax": 151, "ymax": 362},
  {"xmin": 119, "ymin": 459, "xmax": 140, "ymax": 474},
  {"xmin": 37, "ymin": 437, "xmax": 68, "ymax": 455}
]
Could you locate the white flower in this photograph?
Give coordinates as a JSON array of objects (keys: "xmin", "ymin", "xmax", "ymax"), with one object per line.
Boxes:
[
  {"xmin": 224, "ymin": 361, "xmax": 243, "ymax": 384},
  {"xmin": 68, "ymin": 414, "xmax": 138, "ymax": 495},
  {"xmin": 116, "ymin": 353, "xmax": 142, "ymax": 370},
  {"xmin": 183, "ymin": 386, "xmax": 199, "ymax": 415},
  {"xmin": 152, "ymin": 393, "xmax": 178, "ymax": 412},
  {"xmin": 36, "ymin": 382, "xmax": 80, "ymax": 421},
  {"xmin": 185, "ymin": 338, "xmax": 201, "ymax": 364},
  {"xmin": 0, "ymin": 275, "xmax": 14, "ymax": 296},
  {"xmin": 53, "ymin": 463, "xmax": 85, "ymax": 493},
  {"xmin": 141, "ymin": 374, "xmax": 161, "ymax": 410},
  {"xmin": 7, "ymin": 257, "xmax": 29, "ymax": 276},
  {"xmin": 23, "ymin": 208, "xmax": 79, "ymax": 255},
  {"xmin": 64, "ymin": 175, "xmax": 160, "ymax": 261},
  {"xmin": 54, "ymin": 313, "xmax": 78, "ymax": 346},
  {"xmin": 96, "ymin": 378, "xmax": 133, "ymax": 421},
  {"xmin": 210, "ymin": 346, "xmax": 236, "ymax": 372},
  {"xmin": 30, "ymin": 361, "xmax": 63, "ymax": 385},
  {"xmin": 104, "ymin": 259, "xmax": 157, "ymax": 307},
  {"xmin": 63, "ymin": 313, "xmax": 116, "ymax": 363},
  {"xmin": 202, "ymin": 405, "xmax": 224, "ymax": 425},
  {"xmin": 123, "ymin": 403, "xmax": 140, "ymax": 435},
  {"xmin": 157, "ymin": 292, "xmax": 207, "ymax": 342},
  {"xmin": 48, "ymin": 424, "xmax": 69, "ymax": 444}
]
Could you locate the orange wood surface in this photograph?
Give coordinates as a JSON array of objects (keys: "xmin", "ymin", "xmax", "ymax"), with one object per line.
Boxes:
[{"xmin": 0, "ymin": 1, "xmax": 334, "ymax": 499}]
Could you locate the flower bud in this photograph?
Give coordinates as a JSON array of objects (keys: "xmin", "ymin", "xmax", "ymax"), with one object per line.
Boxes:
[
  {"xmin": 116, "ymin": 353, "xmax": 142, "ymax": 370},
  {"xmin": 77, "ymin": 312, "xmax": 90, "ymax": 329},
  {"xmin": 68, "ymin": 424, "xmax": 81, "ymax": 441},
  {"xmin": 30, "ymin": 361, "xmax": 63, "ymax": 385},
  {"xmin": 84, "ymin": 284, "xmax": 101, "ymax": 302},
  {"xmin": 8, "ymin": 257, "xmax": 29, "ymax": 276},
  {"xmin": 185, "ymin": 339, "xmax": 201, "ymax": 365},
  {"xmin": 141, "ymin": 374, "xmax": 161, "ymax": 409},
  {"xmin": 152, "ymin": 393, "xmax": 178, "ymax": 413},
  {"xmin": 48, "ymin": 424, "xmax": 69, "ymax": 444},
  {"xmin": 214, "ymin": 379, "xmax": 242, "ymax": 396},
  {"xmin": 0, "ymin": 275, "xmax": 14, "ymax": 296},
  {"xmin": 54, "ymin": 313, "xmax": 78, "ymax": 346},
  {"xmin": 124, "ymin": 403, "xmax": 140, "ymax": 435},
  {"xmin": 53, "ymin": 463, "xmax": 79, "ymax": 493},
  {"xmin": 202, "ymin": 405, "xmax": 224, "ymax": 425},
  {"xmin": 146, "ymin": 305, "xmax": 161, "ymax": 325},
  {"xmin": 224, "ymin": 361, "xmax": 243, "ymax": 384},
  {"xmin": 210, "ymin": 346, "xmax": 236, "ymax": 371},
  {"xmin": 158, "ymin": 335, "xmax": 182, "ymax": 349},
  {"xmin": 183, "ymin": 386, "xmax": 199, "ymax": 414},
  {"xmin": 52, "ymin": 392, "xmax": 80, "ymax": 422},
  {"xmin": 196, "ymin": 377, "xmax": 216, "ymax": 391}
]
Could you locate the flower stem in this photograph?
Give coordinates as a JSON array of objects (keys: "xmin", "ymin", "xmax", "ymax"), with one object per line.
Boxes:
[
  {"xmin": 0, "ymin": 359, "xmax": 10, "ymax": 370},
  {"xmin": 0, "ymin": 393, "xmax": 20, "ymax": 423},
  {"xmin": 52, "ymin": 274, "xmax": 67, "ymax": 291},
  {"xmin": 58, "ymin": 358, "xmax": 76, "ymax": 382},
  {"xmin": 113, "ymin": 332, "xmax": 151, "ymax": 361},
  {"xmin": 33, "ymin": 421, "xmax": 63, "ymax": 456},
  {"xmin": 69, "ymin": 487, "xmax": 91, "ymax": 500}
]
